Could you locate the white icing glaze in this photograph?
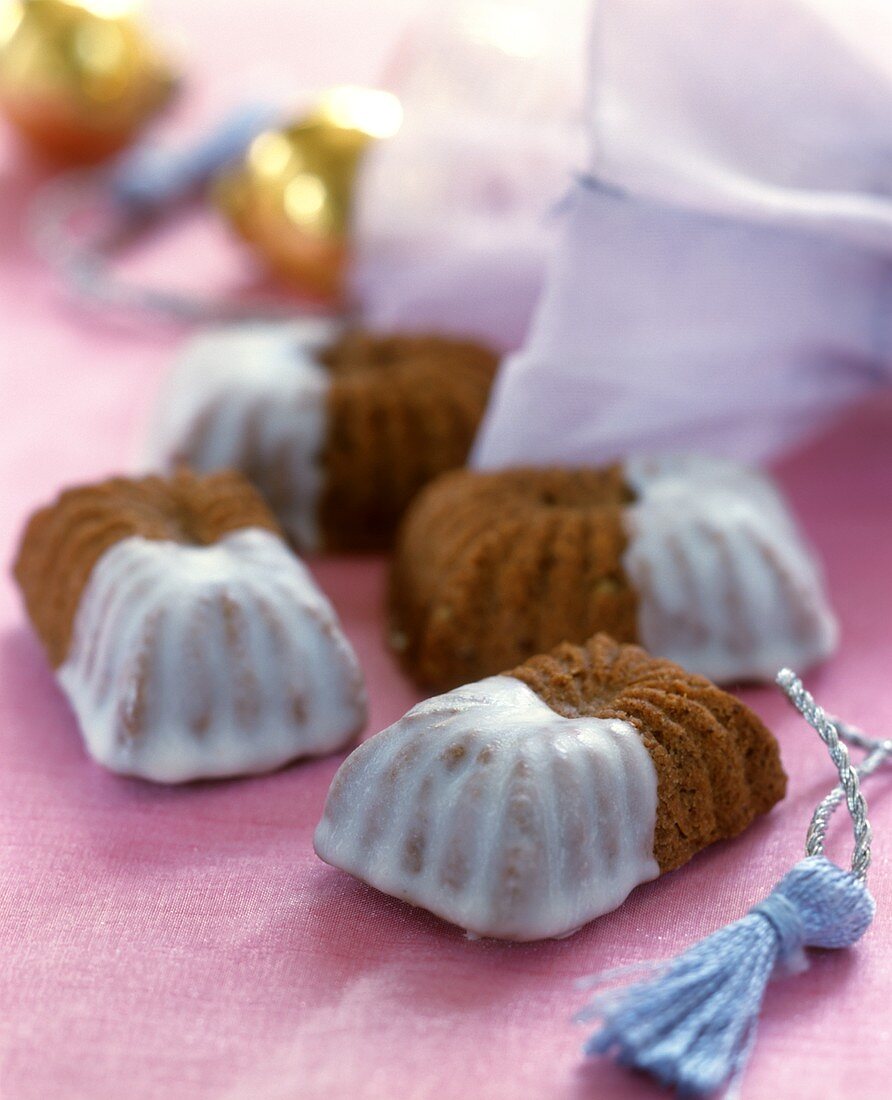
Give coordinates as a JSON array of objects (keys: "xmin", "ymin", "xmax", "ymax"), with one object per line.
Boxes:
[
  {"xmin": 314, "ymin": 675, "xmax": 659, "ymax": 942},
  {"xmin": 622, "ymin": 454, "xmax": 838, "ymax": 682},
  {"xmin": 58, "ymin": 527, "xmax": 366, "ymax": 783},
  {"xmin": 144, "ymin": 322, "xmax": 337, "ymax": 551}
]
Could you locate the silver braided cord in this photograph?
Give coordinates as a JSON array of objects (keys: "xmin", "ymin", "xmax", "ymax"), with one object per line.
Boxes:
[
  {"xmin": 27, "ymin": 171, "xmax": 331, "ymax": 326},
  {"xmin": 805, "ymin": 743, "xmax": 890, "ymax": 872},
  {"xmin": 832, "ymin": 718, "xmax": 892, "ymax": 758},
  {"xmin": 777, "ymin": 669, "xmax": 892, "ymax": 882}
]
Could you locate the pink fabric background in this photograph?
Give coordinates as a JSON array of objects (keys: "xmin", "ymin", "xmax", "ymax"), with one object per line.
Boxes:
[{"xmin": 1, "ymin": 4, "xmax": 891, "ymax": 1098}]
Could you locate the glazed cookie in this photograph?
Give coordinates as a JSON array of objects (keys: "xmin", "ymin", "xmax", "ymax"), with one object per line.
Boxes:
[
  {"xmin": 314, "ymin": 634, "xmax": 786, "ymax": 941},
  {"xmin": 14, "ymin": 470, "xmax": 366, "ymax": 782},
  {"xmin": 389, "ymin": 454, "xmax": 837, "ymax": 689},
  {"xmin": 145, "ymin": 322, "xmax": 498, "ymax": 551}
]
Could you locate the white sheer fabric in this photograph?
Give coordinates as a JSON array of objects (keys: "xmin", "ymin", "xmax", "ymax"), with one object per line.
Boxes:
[
  {"xmin": 350, "ymin": 0, "xmax": 588, "ymax": 351},
  {"xmin": 473, "ymin": 0, "xmax": 892, "ymax": 467}
]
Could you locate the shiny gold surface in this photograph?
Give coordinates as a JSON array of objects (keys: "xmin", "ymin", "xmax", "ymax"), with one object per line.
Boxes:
[
  {"xmin": 0, "ymin": 0, "xmax": 176, "ymax": 162},
  {"xmin": 214, "ymin": 86, "xmax": 402, "ymax": 302}
]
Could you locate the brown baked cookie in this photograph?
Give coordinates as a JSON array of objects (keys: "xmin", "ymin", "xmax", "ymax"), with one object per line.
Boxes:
[
  {"xmin": 15, "ymin": 469, "xmax": 280, "ymax": 667},
  {"xmin": 389, "ymin": 465, "xmax": 638, "ymax": 689},
  {"xmin": 13, "ymin": 470, "xmax": 366, "ymax": 783},
  {"xmin": 387, "ymin": 456, "xmax": 838, "ymax": 690},
  {"xmin": 509, "ymin": 633, "xmax": 786, "ymax": 874},
  {"xmin": 315, "ymin": 633, "xmax": 786, "ymax": 941},
  {"xmin": 145, "ymin": 324, "xmax": 498, "ymax": 552}
]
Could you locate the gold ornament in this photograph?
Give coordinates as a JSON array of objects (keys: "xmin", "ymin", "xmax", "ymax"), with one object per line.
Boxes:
[
  {"xmin": 0, "ymin": 0, "xmax": 177, "ymax": 163},
  {"xmin": 214, "ymin": 85, "xmax": 403, "ymax": 302}
]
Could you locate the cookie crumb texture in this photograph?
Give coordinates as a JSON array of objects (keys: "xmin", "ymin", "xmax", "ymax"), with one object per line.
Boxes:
[
  {"xmin": 510, "ymin": 634, "xmax": 787, "ymax": 873},
  {"xmin": 389, "ymin": 466, "xmax": 638, "ymax": 689},
  {"xmin": 319, "ymin": 332, "xmax": 498, "ymax": 550},
  {"xmin": 14, "ymin": 470, "xmax": 280, "ymax": 667}
]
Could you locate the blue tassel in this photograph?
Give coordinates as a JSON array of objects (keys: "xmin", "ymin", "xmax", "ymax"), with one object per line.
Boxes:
[{"xmin": 582, "ymin": 855, "xmax": 875, "ymax": 1096}]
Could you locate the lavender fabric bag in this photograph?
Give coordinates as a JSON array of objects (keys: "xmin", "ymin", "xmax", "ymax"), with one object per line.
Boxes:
[
  {"xmin": 350, "ymin": 0, "xmax": 588, "ymax": 353},
  {"xmin": 472, "ymin": 0, "xmax": 892, "ymax": 468}
]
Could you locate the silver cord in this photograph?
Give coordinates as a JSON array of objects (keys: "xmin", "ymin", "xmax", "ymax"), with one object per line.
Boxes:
[
  {"xmin": 831, "ymin": 718, "xmax": 892, "ymax": 758},
  {"xmin": 776, "ymin": 669, "xmax": 892, "ymax": 882},
  {"xmin": 27, "ymin": 170, "xmax": 333, "ymax": 326},
  {"xmin": 805, "ymin": 742, "xmax": 890, "ymax": 871}
]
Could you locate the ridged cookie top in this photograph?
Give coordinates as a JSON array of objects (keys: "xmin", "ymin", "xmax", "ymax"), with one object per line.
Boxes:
[
  {"xmin": 320, "ymin": 330, "xmax": 498, "ymax": 380},
  {"xmin": 14, "ymin": 470, "xmax": 280, "ymax": 667},
  {"xmin": 389, "ymin": 455, "xmax": 837, "ymax": 690},
  {"xmin": 145, "ymin": 325, "xmax": 498, "ymax": 552},
  {"xmin": 509, "ymin": 634, "xmax": 787, "ymax": 872},
  {"xmin": 319, "ymin": 331, "xmax": 498, "ymax": 551},
  {"xmin": 315, "ymin": 633, "xmax": 786, "ymax": 940},
  {"xmin": 389, "ymin": 465, "xmax": 638, "ymax": 687}
]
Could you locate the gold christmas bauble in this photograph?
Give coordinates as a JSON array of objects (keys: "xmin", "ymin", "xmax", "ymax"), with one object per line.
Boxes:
[
  {"xmin": 214, "ymin": 85, "xmax": 402, "ymax": 303},
  {"xmin": 0, "ymin": 0, "xmax": 177, "ymax": 163}
]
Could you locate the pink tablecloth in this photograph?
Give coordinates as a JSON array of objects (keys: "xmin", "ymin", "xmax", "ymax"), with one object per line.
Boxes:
[{"xmin": 2, "ymin": 4, "xmax": 892, "ymax": 1098}]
